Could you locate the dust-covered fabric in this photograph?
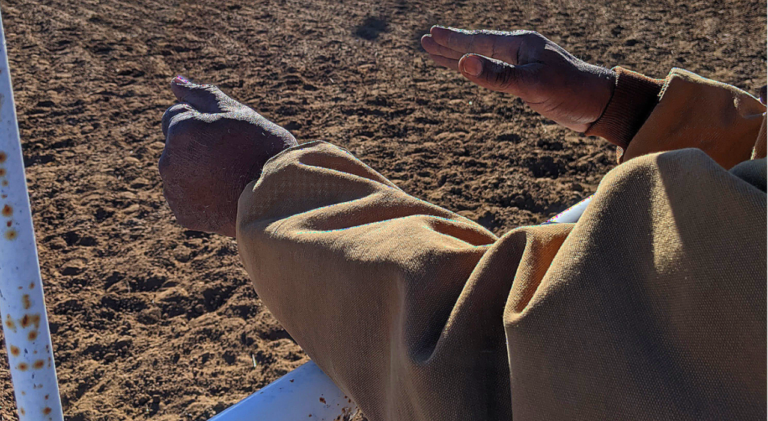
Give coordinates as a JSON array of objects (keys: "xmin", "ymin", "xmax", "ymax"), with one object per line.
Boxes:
[{"xmin": 236, "ymin": 70, "xmax": 767, "ymax": 420}]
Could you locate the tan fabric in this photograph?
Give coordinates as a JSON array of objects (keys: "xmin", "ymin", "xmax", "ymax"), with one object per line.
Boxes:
[
  {"xmin": 236, "ymin": 72, "xmax": 767, "ymax": 420},
  {"xmin": 585, "ymin": 67, "xmax": 665, "ymax": 149},
  {"xmin": 622, "ymin": 68, "xmax": 766, "ymax": 169}
]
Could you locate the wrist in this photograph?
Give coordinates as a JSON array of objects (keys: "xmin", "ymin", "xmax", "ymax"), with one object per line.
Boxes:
[
  {"xmin": 591, "ymin": 66, "xmax": 618, "ymax": 126},
  {"xmin": 585, "ymin": 67, "xmax": 665, "ymax": 148},
  {"xmin": 565, "ymin": 65, "xmax": 617, "ymax": 133}
]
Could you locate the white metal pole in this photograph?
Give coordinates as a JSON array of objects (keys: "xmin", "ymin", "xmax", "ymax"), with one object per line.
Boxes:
[
  {"xmin": 545, "ymin": 196, "xmax": 593, "ymax": 224},
  {"xmin": 209, "ymin": 361, "xmax": 358, "ymax": 421},
  {"xmin": 0, "ymin": 8, "xmax": 64, "ymax": 421}
]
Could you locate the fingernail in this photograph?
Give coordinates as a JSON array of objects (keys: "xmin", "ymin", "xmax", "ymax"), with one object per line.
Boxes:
[
  {"xmin": 461, "ymin": 55, "xmax": 483, "ymax": 77},
  {"xmin": 175, "ymin": 75, "xmax": 190, "ymax": 84}
]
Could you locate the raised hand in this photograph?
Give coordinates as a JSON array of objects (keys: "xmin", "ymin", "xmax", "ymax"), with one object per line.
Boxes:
[
  {"xmin": 159, "ymin": 77, "xmax": 297, "ymax": 237},
  {"xmin": 421, "ymin": 27, "xmax": 616, "ymax": 132}
]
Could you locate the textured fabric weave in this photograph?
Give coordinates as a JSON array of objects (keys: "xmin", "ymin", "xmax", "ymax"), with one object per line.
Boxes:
[
  {"xmin": 585, "ymin": 67, "xmax": 665, "ymax": 149},
  {"xmin": 236, "ymin": 70, "xmax": 767, "ymax": 420}
]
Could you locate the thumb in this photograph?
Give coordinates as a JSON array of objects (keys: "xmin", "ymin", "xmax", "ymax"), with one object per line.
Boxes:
[
  {"xmin": 170, "ymin": 76, "xmax": 231, "ymax": 114},
  {"xmin": 458, "ymin": 54, "xmax": 537, "ymax": 98}
]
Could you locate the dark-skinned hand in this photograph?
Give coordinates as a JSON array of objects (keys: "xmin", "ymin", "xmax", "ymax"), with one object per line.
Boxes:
[
  {"xmin": 159, "ymin": 77, "xmax": 297, "ymax": 237},
  {"xmin": 421, "ymin": 27, "xmax": 616, "ymax": 132}
]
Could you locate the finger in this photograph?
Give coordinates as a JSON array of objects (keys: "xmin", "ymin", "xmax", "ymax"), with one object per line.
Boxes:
[
  {"xmin": 427, "ymin": 53, "xmax": 459, "ymax": 71},
  {"xmin": 458, "ymin": 53, "xmax": 539, "ymax": 98},
  {"xmin": 421, "ymin": 34, "xmax": 464, "ymax": 60},
  {"xmin": 170, "ymin": 75, "xmax": 228, "ymax": 114},
  {"xmin": 165, "ymin": 109, "xmax": 202, "ymax": 143},
  {"xmin": 162, "ymin": 102, "xmax": 196, "ymax": 138},
  {"xmin": 430, "ymin": 26, "xmax": 522, "ymax": 64}
]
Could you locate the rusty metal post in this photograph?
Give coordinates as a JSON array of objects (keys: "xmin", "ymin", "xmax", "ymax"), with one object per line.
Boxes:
[{"xmin": 0, "ymin": 8, "xmax": 64, "ymax": 421}]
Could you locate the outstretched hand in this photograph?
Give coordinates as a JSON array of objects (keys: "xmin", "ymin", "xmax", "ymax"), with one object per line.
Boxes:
[
  {"xmin": 159, "ymin": 77, "xmax": 297, "ymax": 237},
  {"xmin": 421, "ymin": 27, "xmax": 616, "ymax": 132}
]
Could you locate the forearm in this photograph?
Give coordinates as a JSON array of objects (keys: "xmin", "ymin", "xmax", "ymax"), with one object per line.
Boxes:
[
  {"xmin": 585, "ymin": 67, "xmax": 665, "ymax": 149},
  {"xmin": 585, "ymin": 67, "xmax": 766, "ymax": 168},
  {"xmin": 236, "ymin": 141, "xmax": 521, "ymax": 420}
]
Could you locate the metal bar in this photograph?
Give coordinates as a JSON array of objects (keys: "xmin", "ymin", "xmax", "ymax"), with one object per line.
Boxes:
[
  {"xmin": 0, "ymin": 8, "xmax": 65, "ymax": 421},
  {"xmin": 208, "ymin": 361, "xmax": 357, "ymax": 421},
  {"xmin": 544, "ymin": 196, "xmax": 593, "ymax": 224}
]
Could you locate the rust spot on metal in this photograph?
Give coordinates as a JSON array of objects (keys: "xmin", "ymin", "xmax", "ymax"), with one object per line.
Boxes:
[
  {"xmin": 22, "ymin": 294, "xmax": 31, "ymax": 309},
  {"xmin": 30, "ymin": 282, "xmax": 34, "ymax": 289},
  {"xmin": 6, "ymin": 220, "xmax": 11, "ymax": 227},
  {"xmin": 0, "ymin": 168, "xmax": 5, "ymax": 177},
  {"xmin": 5, "ymin": 315, "xmax": 16, "ymax": 331},
  {"xmin": 45, "ymin": 394, "xmax": 49, "ymax": 399},
  {"xmin": 43, "ymin": 407, "xmax": 52, "ymax": 415},
  {"xmin": 1, "ymin": 194, "xmax": 6, "ymax": 198},
  {"xmin": 319, "ymin": 397, "xmax": 326, "ymax": 404},
  {"xmin": 28, "ymin": 330, "xmax": 38, "ymax": 341},
  {"xmin": 1, "ymin": 204, "xmax": 11, "ymax": 217},
  {"xmin": 0, "ymin": 151, "xmax": 6, "ymax": 163},
  {"xmin": 5, "ymin": 229, "xmax": 17, "ymax": 240},
  {"xmin": 20, "ymin": 407, "xmax": 25, "ymax": 416},
  {"xmin": 21, "ymin": 390, "xmax": 25, "ymax": 395},
  {"xmin": 10, "ymin": 345, "xmax": 19, "ymax": 356},
  {"xmin": 33, "ymin": 360, "xmax": 45, "ymax": 369},
  {"xmin": 20, "ymin": 314, "xmax": 41, "ymax": 329},
  {"xmin": 2, "ymin": 180, "xmax": 7, "ymax": 186},
  {"xmin": 30, "ymin": 314, "xmax": 41, "ymax": 328},
  {"xmin": 17, "ymin": 362, "xmax": 28, "ymax": 371}
]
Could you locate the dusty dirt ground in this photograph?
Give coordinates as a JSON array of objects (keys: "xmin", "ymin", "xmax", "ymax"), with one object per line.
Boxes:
[{"xmin": 0, "ymin": 0, "xmax": 764, "ymax": 419}]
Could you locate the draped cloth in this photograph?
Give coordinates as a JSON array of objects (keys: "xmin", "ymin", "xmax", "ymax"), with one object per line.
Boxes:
[{"xmin": 236, "ymin": 70, "xmax": 767, "ymax": 420}]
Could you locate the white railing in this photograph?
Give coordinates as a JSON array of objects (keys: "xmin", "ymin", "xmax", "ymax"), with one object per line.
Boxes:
[
  {"xmin": 0, "ymin": 9, "xmax": 64, "ymax": 421},
  {"xmin": 209, "ymin": 361, "xmax": 357, "ymax": 421}
]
